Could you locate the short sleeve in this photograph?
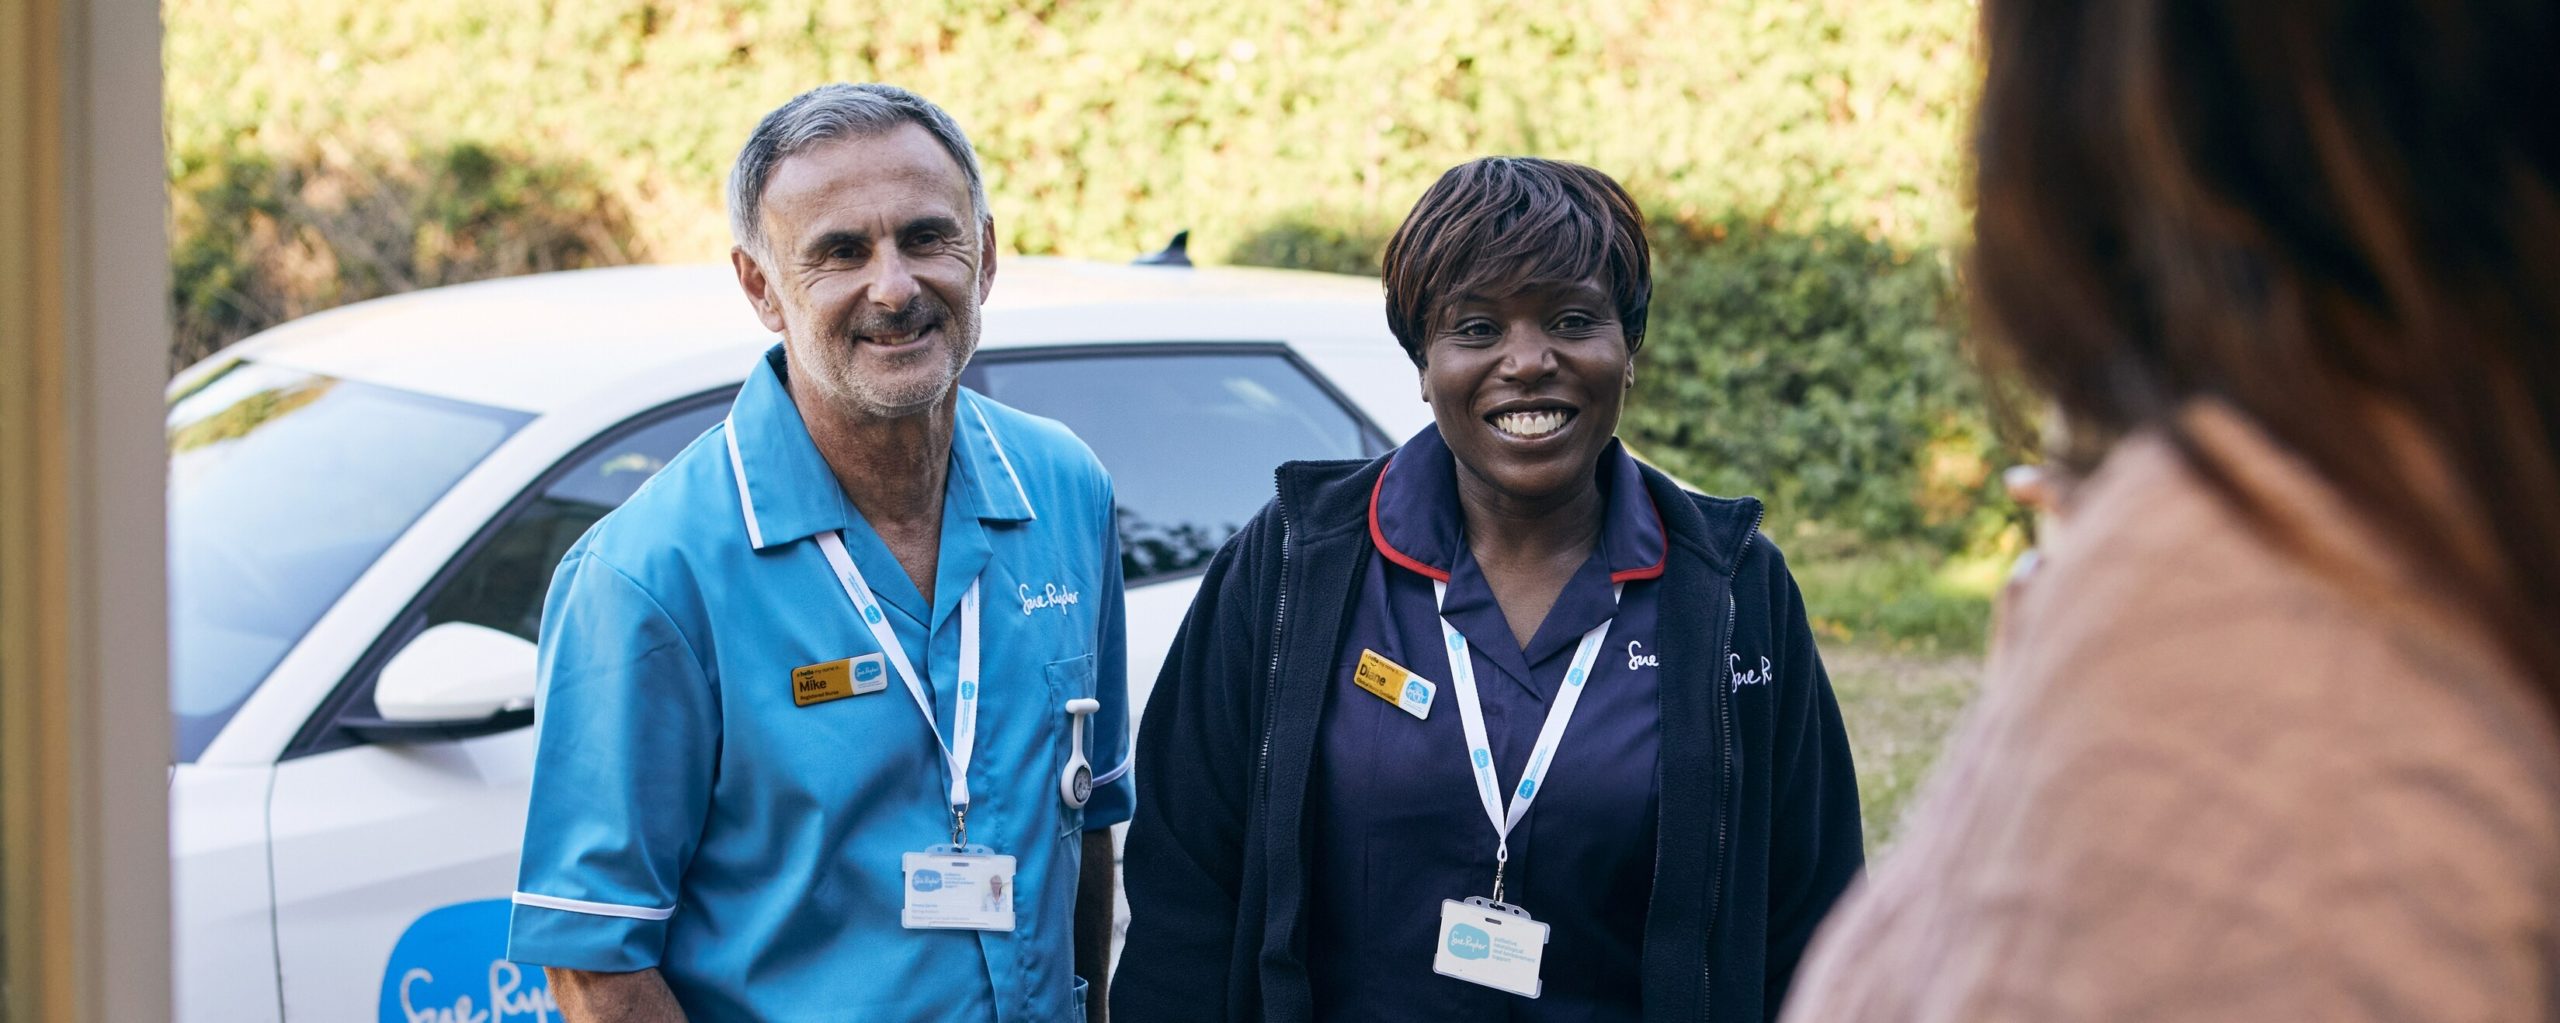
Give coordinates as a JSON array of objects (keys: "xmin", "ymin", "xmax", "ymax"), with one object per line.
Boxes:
[{"xmin": 507, "ymin": 551, "xmax": 720, "ymax": 971}]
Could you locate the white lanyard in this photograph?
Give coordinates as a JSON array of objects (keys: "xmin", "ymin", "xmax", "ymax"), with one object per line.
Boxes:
[
  {"xmin": 1433, "ymin": 580, "xmax": 1620, "ymax": 904},
  {"xmin": 816, "ymin": 531, "xmax": 982, "ymax": 845}
]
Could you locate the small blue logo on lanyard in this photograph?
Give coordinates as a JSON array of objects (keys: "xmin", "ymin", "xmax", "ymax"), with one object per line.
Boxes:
[
  {"xmin": 1516, "ymin": 779, "xmax": 1537, "ymax": 799},
  {"xmin": 959, "ymin": 680, "xmax": 976, "ymax": 700},
  {"xmin": 1448, "ymin": 633, "xmax": 1465, "ymax": 654},
  {"xmin": 1471, "ymin": 749, "xmax": 1492, "ymax": 768},
  {"xmin": 1567, "ymin": 667, "xmax": 1586, "ymax": 687},
  {"xmin": 863, "ymin": 604, "xmax": 884, "ymax": 625}
]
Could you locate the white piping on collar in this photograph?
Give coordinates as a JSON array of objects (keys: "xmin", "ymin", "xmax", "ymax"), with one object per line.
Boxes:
[
  {"xmin": 723, "ymin": 417, "xmax": 766, "ymax": 549},
  {"xmin": 727, "ymin": 400, "xmax": 1033, "ymax": 548},
  {"xmin": 968, "ymin": 395, "xmax": 1038, "ymax": 521}
]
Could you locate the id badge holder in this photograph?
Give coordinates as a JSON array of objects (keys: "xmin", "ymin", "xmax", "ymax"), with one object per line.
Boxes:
[
  {"xmin": 1432, "ymin": 896, "xmax": 1549, "ymax": 998},
  {"xmin": 901, "ymin": 844, "xmax": 1018, "ymax": 932}
]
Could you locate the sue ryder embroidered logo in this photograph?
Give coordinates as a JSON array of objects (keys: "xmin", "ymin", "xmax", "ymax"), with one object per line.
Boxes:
[
  {"xmin": 1626, "ymin": 641, "xmax": 1659, "ymax": 670},
  {"xmin": 1018, "ymin": 582, "xmax": 1080, "ymax": 616},
  {"xmin": 1728, "ymin": 653, "xmax": 1773, "ymax": 692}
]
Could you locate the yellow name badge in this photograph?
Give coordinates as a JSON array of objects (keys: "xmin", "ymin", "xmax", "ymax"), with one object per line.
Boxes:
[
  {"xmin": 1354, "ymin": 648, "xmax": 1436, "ymax": 720},
  {"xmin": 792, "ymin": 652, "xmax": 889, "ymax": 707}
]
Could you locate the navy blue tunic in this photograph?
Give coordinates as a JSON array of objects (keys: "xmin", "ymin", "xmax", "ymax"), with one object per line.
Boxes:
[{"xmin": 1308, "ymin": 425, "xmax": 1665, "ymax": 1022}]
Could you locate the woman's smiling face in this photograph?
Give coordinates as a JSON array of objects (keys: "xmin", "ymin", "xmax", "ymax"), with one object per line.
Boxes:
[{"xmin": 1419, "ymin": 275, "xmax": 1634, "ymax": 507}]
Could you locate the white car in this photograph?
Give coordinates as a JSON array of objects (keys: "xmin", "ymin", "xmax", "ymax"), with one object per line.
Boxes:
[{"xmin": 168, "ymin": 259, "xmax": 1429, "ymax": 1022}]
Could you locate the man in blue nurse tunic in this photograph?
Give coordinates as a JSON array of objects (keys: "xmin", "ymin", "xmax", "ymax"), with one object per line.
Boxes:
[{"xmin": 507, "ymin": 83, "xmax": 1134, "ymax": 1023}]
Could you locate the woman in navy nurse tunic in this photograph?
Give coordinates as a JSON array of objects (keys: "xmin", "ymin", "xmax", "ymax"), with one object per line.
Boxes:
[{"xmin": 1113, "ymin": 157, "xmax": 1865, "ymax": 1023}]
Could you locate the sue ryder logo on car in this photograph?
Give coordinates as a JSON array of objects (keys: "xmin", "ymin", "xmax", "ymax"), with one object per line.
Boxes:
[{"xmin": 378, "ymin": 900, "xmax": 557, "ymax": 1023}]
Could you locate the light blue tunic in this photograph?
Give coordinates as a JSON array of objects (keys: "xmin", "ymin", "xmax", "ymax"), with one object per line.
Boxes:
[{"xmin": 509, "ymin": 344, "xmax": 1133, "ymax": 1022}]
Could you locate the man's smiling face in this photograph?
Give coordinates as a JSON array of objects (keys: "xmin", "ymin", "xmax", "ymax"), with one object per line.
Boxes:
[{"xmin": 738, "ymin": 122, "xmax": 994, "ymax": 422}]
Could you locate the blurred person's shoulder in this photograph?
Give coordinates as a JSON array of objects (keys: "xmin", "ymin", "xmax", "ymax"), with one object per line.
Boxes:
[
  {"xmin": 1792, "ymin": 400, "xmax": 2560, "ymax": 1022},
  {"xmin": 2009, "ymin": 400, "xmax": 2552, "ymax": 750},
  {"xmin": 1984, "ymin": 400, "xmax": 2560, "ymax": 836}
]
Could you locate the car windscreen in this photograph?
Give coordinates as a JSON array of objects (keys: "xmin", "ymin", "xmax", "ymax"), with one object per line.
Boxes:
[{"xmin": 167, "ymin": 361, "xmax": 530, "ymax": 762}]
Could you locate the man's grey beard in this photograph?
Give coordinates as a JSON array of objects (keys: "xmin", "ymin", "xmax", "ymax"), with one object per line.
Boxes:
[{"xmin": 806, "ymin": 293, "xmax": 976, "ymax": 420}]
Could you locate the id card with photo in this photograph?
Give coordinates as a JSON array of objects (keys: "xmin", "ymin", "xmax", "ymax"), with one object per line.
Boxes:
[
  {"xmin": 1432, "ymin": 897, "xmax": 1549, "ymax": 998},
  {"xmin": 901, "ymin": 849, "xmax": 1017, "ymax": 932}
]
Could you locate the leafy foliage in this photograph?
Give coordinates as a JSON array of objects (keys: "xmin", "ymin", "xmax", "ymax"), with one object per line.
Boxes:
[
  {"xmin": 1624, "ymin": 221, "xmax": 2007, "ymax": 548},
  {"xmin": 166, "ymin": 0, "xmax": 2008, "ymax": 550},
  {"xmin": 167, "ymin": 142, "xmax": 632, "ymax": 370}
]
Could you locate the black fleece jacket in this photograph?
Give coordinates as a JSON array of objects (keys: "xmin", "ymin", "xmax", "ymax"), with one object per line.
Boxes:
[{"xmin": 1112, "ymin": 453, "xmax": 1864, "ymax": 1023}]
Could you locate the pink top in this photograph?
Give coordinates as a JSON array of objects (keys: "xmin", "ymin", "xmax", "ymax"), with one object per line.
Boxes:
[{"xmin": 1781, "ymin": 404, "xmax": 2560, "ymax": 1022}]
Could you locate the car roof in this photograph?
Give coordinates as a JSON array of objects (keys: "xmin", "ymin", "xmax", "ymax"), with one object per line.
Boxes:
[{"xmin": 205, "ymin": 258, "xmax": 1393, "ymax": 414}]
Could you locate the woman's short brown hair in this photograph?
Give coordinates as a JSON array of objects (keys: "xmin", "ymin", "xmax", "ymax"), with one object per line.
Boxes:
[
  {"xmin": 1973, "ymin": 0, "xmax": 2560, "ymax": 698},
  {"xmin": 1380, "ymin": 157, "xmax": 1653, "ymax": 366}
]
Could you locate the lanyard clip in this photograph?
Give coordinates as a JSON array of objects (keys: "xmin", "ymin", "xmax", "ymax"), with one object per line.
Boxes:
[
  {"xmin": 950, "ymin": 805, "xmax": 968, "ymax": 849},
  {"xmin": 1490, "ymin": 844, "xmax": 1510, "ymax": 904}
]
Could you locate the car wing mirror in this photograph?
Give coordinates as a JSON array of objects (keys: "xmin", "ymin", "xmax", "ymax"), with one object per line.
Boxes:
[{"xmin": 339, "ymin": 622, "xmax": 537, "ymax": 744}]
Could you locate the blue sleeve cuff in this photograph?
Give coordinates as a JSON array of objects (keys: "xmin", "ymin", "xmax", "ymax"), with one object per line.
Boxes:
[
  {"xmin": 1081, "ymin": 762, "xmax": 1135, "ymax": 829},
  {"xmin": 506, "ymin": 899, "xmax": 669, "ymax": 972}
]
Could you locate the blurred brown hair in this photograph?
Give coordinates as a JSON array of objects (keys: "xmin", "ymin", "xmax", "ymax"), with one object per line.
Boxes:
[
  {"xmin": 1972, "ymin": 1, "xmax": 2560, "ymax": 691},
  {"xmin": 1381, "ymin": 157, "xmax": 1652, "ymax": 366}
]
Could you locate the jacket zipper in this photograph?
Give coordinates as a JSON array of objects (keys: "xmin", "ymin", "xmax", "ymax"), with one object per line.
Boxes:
[
  {"xmin": 1238, "ymin": 470, "xmax": 1293, "ymax": 1023},
  {"xmin": 1253, "ymin": 497, "xmax": 1293, "ymax": 820},
  {"xmin": 1699, "ymin": 505, "xmax": 1761, "ymax": 1015}
]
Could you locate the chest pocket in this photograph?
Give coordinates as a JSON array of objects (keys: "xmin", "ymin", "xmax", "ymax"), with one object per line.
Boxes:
[{"xmin": 1045, "ymin": 653, "xmax": 1096, "ymax": 837}]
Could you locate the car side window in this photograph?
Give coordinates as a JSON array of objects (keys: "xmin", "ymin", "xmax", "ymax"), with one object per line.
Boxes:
[
  {"xmin": 417, "ymin": 399, "xmax": 728, "ymax": 642},
  {"xmin": 968, "ymin": 348, "xmax": 1386, "ymax": 583}
]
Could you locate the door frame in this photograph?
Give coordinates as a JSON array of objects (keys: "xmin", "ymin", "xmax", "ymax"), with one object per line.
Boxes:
[{"xmin": 0, "ymin": 0, "xmax": 173, "ymax": 1018}]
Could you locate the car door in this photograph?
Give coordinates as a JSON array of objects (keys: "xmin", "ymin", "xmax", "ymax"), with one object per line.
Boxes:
[
  {"xmin": 963, "ymin": 343, "xmax": 1391, "ymax": 952},
  {"xmin": 263, "ymin": 394, "xmax": 728, "ymax": 1023}
]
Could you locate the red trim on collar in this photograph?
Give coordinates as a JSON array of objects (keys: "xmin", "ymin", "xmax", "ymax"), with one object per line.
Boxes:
[
  {"xmin": 1610, "ymin": 497, "xmax": 1669, "ymax": 583},
  {"xmin": 1368, "ymin": 458, "xmax": 1451, "ymax": 582}
]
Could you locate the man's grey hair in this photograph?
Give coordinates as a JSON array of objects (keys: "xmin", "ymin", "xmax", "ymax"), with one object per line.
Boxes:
[{"xmin": 726, "ymin": 83, "xmax": 989, "ymax": 260}]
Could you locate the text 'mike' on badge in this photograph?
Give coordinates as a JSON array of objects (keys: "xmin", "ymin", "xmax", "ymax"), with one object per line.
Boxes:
[
  {"xmin": 1353, "ymin": 648, "xmax": 1437, "ymax": 719},
  {"xmin": 792, "ymin": 653, "xmax": 888, "ymax": 707}
]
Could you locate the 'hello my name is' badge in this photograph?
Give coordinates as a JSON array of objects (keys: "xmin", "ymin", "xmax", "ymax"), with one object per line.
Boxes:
[
  {"xmin": 1352, "ymin": 648, "xmax": 1435, "ymax": 719},
  {"xmin": 793, "ymin": 653, "xmax": 888, "ymax": 707}
]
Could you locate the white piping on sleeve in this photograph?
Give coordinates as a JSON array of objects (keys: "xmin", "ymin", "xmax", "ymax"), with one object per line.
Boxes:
[
  {"xmin": 512, "ymin": 891, "xmax": 676, "ymax": 921},
  {"xmin": 967, "ymin": 397, "xmax": 1038, "ymax": 521},
  {"xmin": 1090, "ymin": 753, "xmax": 1133, "ymax": 787},
  {"xmin": 723, "ymin": 418, "xmax": 766, "ymax": 549}
]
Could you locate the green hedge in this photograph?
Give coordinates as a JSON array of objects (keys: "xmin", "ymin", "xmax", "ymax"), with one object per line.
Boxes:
[
  {"xmin": 1228, "ymin": 214, "xmax": 2001, "ymax": 550},
  {"xmin": 168, "ymin": 142, "xmax": 632, "ymax": 369},
  {"xmin": 1628, "ymin": 222, "xmax": 2001, "ymax": 548},
  {"xmin": 167, "ymin": 0, "xmax": 2003, "ymax": 547}
]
